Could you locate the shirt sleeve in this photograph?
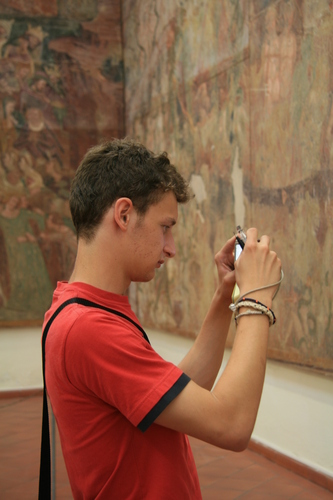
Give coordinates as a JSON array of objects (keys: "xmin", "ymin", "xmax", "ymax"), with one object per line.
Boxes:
[
  {"xmin": 64, "ymin": 308, "xmax": 191, "ymax": 431},
  {"xmin": 137, "ymin": 372, "xmax": 190, "ymax": 431}
]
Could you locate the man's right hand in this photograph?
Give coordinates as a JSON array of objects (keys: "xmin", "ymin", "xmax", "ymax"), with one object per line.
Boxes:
[{"xmin": 235, "ymin": 227, "xmax": 281, "ymax": 307}]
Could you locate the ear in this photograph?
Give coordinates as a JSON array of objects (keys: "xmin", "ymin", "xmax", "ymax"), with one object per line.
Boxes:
[{"xmin": 114, "ymin": 197, "xmax": 134, "ymax": 231}]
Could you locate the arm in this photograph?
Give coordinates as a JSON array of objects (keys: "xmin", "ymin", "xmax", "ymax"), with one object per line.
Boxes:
[
  {"xmin": 156, "ymin": 228, "xmax": 282, "ymax": 451},
  {"xmin": 178, "ymin": 235, "xmax": 237, "ymax": 390}
]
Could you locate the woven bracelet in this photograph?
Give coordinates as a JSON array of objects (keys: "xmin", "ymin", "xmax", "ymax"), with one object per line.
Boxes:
[
  {"xmin": 231, "ymin": 297, "xmax": 276, "ymax": 327},
  {"xmin": 235, "ymin": 308, "xmax": 276, "ymax": 327}
]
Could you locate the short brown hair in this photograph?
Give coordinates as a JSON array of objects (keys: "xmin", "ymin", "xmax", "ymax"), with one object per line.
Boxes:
[{"xmin": 70, "ymin": 138, "xmax": 191, "ymax": 241}]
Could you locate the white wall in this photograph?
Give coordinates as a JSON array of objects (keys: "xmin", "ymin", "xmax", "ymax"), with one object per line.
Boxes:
[
  {"xmin": 0, "ymin": 327, "xmax": 43, "ymax": 390},
  {"xmin": 254, "ymin": 358, "xmax": 333, "ymax": 478},
  {"xmin": 1, "ymin": 326, "xmax": 332, "ymax": 479}
]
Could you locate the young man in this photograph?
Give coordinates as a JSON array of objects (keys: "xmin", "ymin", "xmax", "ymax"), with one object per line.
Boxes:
[{"xmin": 44, "ymin": 138, "xmax": 282, "ymax": 499}]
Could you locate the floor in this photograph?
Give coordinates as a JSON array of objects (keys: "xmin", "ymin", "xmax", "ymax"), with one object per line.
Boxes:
[{"xmin": 0, "ymin": 395, "xmax": 332, "ymax": 500}]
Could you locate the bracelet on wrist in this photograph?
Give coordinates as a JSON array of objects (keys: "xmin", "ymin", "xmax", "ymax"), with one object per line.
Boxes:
[{"xmin": 230, "ymin": 297, "xmax": 276, "ymax": 327}]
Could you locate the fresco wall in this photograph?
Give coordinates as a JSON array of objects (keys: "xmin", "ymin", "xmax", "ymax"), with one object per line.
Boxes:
[
  {"xmin": 123, "ymin": 0, "xmax": 333, "ymax": 372},
  {"xmin": 0, "ymin": 0, "xmax": 124, "ymax": 325},
  {"xmin": 1, "ymin": 0, "xmax": 332, "ymax": 372}
]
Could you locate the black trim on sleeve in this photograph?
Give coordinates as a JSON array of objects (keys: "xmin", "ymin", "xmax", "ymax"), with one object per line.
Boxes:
[{"xmin": 137, "ymin": 373, "xmax": 191, "ymax": 433}]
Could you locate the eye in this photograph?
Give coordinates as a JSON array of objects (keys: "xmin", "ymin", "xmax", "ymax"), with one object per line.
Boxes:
[{"xmin": 162, "ymin": 225, "xmax": 170, "ymax": 233}]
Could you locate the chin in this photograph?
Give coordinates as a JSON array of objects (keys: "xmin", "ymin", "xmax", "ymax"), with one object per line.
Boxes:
[
  {"xmin": 143, "ymin": 273, "xmax": 156, "ymax": 282},
  {"xmin": 133, "ymin": 271, "xmax": 155, "ymax": 283}
]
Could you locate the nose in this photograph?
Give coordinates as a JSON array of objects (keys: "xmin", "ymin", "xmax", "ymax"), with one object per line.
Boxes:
[{"xmin": 164, "ymin": 231, "xmax": 176, "ymax": 259}]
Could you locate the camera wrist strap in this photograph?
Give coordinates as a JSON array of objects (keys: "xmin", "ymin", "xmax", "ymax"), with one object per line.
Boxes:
[{"xmin": 39, "ymin": 297, "xmax": 150, "ymax": 500}]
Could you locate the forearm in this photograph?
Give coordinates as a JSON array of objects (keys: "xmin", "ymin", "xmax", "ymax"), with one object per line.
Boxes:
[
  {"xmin": 211, "ymin": 313, "xmax": 269, "ymax": 446},
  {"xmin": 178, "ymin": 288, "xmax": 233, "ymax": 389}
]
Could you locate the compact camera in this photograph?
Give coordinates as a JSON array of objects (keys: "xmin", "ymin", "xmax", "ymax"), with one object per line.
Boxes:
[
  {"xmin": 234, "ymin": 225, "xmax": 247, "ymax": 262},
  {"xmin": 232, "ymin": 226, "xmax": 247, "ymax": 302}
]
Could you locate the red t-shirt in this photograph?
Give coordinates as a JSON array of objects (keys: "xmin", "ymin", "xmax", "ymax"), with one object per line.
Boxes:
[{"xmin": 44, "ymin": 282, "xmax": 202, "ymax": 499}]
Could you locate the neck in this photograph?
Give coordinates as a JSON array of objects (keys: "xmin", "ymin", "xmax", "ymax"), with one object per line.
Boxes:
[{"xmin": 69, "ymin": 240, "xmax": 130, "ymax": 296}]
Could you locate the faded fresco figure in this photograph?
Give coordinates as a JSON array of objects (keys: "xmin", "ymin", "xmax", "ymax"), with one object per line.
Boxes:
[
  {"xmin": 0, "ymin": 150, "xmax": 25, "ymax": 196},
  {"xmin": 18, "ymin": 150, "xmax": 45, "ymax": 196},
  {"xmin": 279, "ymin": 2, "xmax": 298, "ymax": 102},
  {"xmin": 0, "ymin": 97, "xmax": 23, "ymax": 151},
  {"xmin": 0, "ymin": 195, "xmax": 53, "ymax": 321},
  {"xmin": 39, "ymin": 212, "xmax": 77, "ymax": 288}
]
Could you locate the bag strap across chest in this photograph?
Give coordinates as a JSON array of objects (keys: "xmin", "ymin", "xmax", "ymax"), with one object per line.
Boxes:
[{"xmin": 38, "ymin": 297, "xmax": 150, "ymax": 499}]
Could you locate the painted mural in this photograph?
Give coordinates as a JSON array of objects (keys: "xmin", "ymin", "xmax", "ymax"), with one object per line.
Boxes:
[
  {"xmin": 0, "ymin": 0, "xmax": 124, "ymax": 324},
  {"xmin": 1, "ymin": 0, "xmax": 332, "ymax": 371},
  {"xmin": 123, "ymin": 0, "xmax": 333, "ymax": 372}
]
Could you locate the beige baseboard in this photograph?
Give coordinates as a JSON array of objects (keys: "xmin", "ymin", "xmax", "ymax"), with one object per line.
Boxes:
[
  {"xmin": 0, "ymin": 387, "xmax": 43, "ymax": 399},
  {"xmin": 248, "ymin": 439, "xmax": 333, "ymax": 493}
]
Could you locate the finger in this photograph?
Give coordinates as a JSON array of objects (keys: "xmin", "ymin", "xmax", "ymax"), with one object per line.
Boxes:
[
  {"xmin": 223, "ymin": 234, "xmax": 237, "ymax": 252},
  {"xmin": 215, "ymin": 235, "xmax": 236, "ymax": 260},
  {"xmin": 258, "ymin": 234, "xmax": 270, "ymax": 246},
  {"xmin": 245, "ymin": 227, "xmax": 258, "ymax": 243}
]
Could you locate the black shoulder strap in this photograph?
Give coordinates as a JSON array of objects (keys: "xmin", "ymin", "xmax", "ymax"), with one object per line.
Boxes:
[{"xmin": 38, "ymin": 297, "xmax": 150, "ymax": 500}]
